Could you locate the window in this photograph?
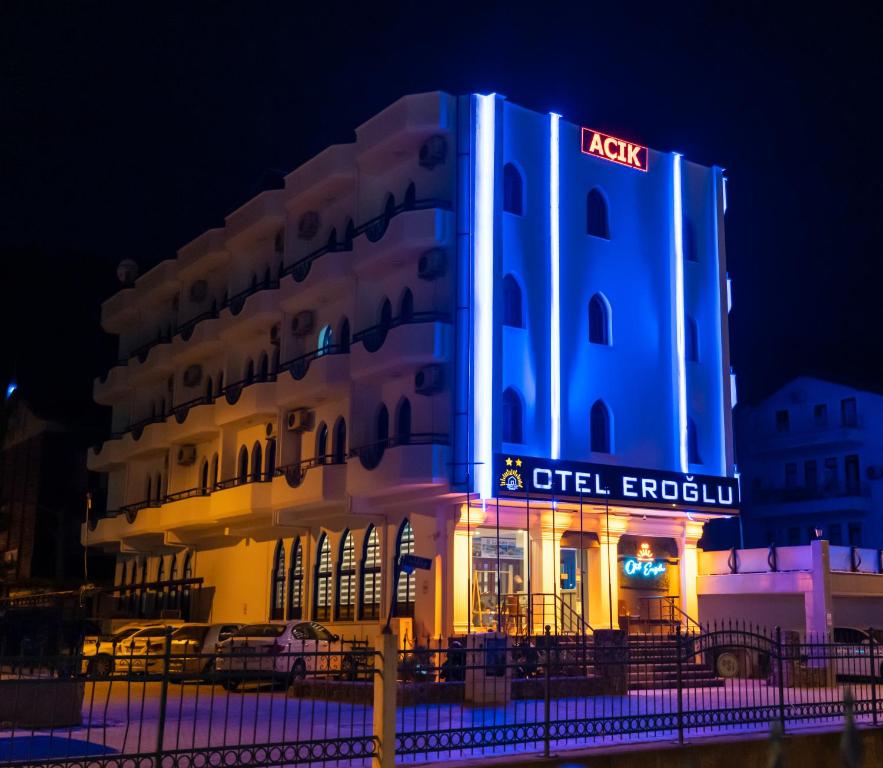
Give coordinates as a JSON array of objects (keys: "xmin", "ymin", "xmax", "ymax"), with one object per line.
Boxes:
[
  {"xmin": 316, "ymin": 423, "xmax": 328, "ymax": 463},
  {"xmin": 288, "ymin": 539, "xmax": 304, "ymax": 620},
  {"xmin": 775, "ymin": 409, "xmax": 790, "ymax": 433},
  {"xmin": 269, "ymin": 541, "xmax": 285, "ymax": 620},
  {"xmin": 156, "ymin": 556, "xmax": 166, "ymax": 611},
  {"xmin": 338, "ymin": 318, "xmax": 351, "ymax": 353},
  {"xmin": 845, "ymin": 455, "xmax": 860, "ymax": 494},
  {"xmin": 154, "ymin": 472, "xmax": 162, "ymax": 502},
  {"xmin": 216, "ymin": 372, "xmax": 224, "ymax": 396},
  {"xmin": 395, "ymin": 520, "xmax": 415, "ymax": 617},
  {"xmin": 210, "ymin": 453, "xmax": 219, "ymax": 490},
  {"xmin": 502, "ymin": 388, "xmax": 523, "ymax": 444},
  {"xmin": 265, "ymin": 439, "xmax": 276, "ymax": 477},
  {"xmin": 503, "ymin": 163, "xmax": 523, "ymax": 215},
  {"xmin": 828, "ymin": 524, "xmax": 843, "ymax": 546},
  {"xmin": 379, "ymin": 298, "xmax": 393, "ymax": 327},
  {"xmin": 502, "ymin": 275, "xmax": 523, "ymax": 328},
  {"xmin": 200, "ymin": 460, "xmax": 209, "ymax": 494},
  {"xmin": 169, "ymin": 554, "xmax": 180, "ymax": 609},
  {"xmin": 590, "ymin": 400, "xmax": 611, "ymax": 454},
  {"xmin": 588, "ymin": 294, "xmax": 610, "ymax": 345},
  {"xmin": 244, "ymin": 359, "xmax": 255, "ymax": 384},
  {"xmin": 399, "ymin": 289, "xmax": 414, "ymax": 322},
  {"xmin": 683, "ymin": 219, "xmax": 697, "ymax": 262},
  {"xmin": 785, "ymin": 462, "xmax": 798, "ymax": 488},
  {"xmin": 238, "ymin": 445, "xmax": 249, "ymax": 484},
  {"xmin": 848, "ymin": 523, "xmax": 862, "ymax": 547},
  {"xmin": 813, "ymin": 403, "xmax": 828, "ymax": 426},
  {"xmin": 395, "ymin": 398, "xmax": 411, "ymax": 444},
  {"xmin": 804, "ymin": 460, "xmax": 818, "ymax": 491},
  {"xmin": 314, "ymin": 534, "xmax": 332, "ymax": 622},
  {"xmin": 688, "ymin": 418, "xmax": 701, "ymax": 464},
  {"xmin": 181, "ymin": 552, "xmax": 193, "ymax": 620},
  {"xmin": 376, "ymin": 404, "xmax": 390, "ymax": 445},
  {"xmin": 685, "ymin": 316, "xmax": 698, "ymax": 362},
  {"xmin": 360, "ymin": 525, "xmax": 382, "ymax": 620},
  {"xmin": 251, "ymin": 441, "xmax": 263, "ymax": 482},
  {"xmin": 332, "ymin": 418, "xmax": 347, "ymax": 464},
  {"xmin": 586, "ymin": 188, "xmax": 609, "ymax": 239},
  {"xmin": 841, "ymin": 397, "xmax": 857, "ymax": 427},
  {"xmin": 257, "ymin": 352, "xmax": 269, "ymax": 381},
  {"xmin": 823, "ymin": 458, "xmax": 838, "ymax": 491},
  {"xmin": 336, "ymin": 530, "xmax": 356, "ymax": 621},
  {"xmin": 205, "ymin": 376, "xmax": 213, "ymax": 401},
  {"xmin": 146, "ymin": 475, "xmax": 152, "ymax": 503},
  {"xmin": 317, "ymin": 325, "xmax": 333, "ymax": 356}
]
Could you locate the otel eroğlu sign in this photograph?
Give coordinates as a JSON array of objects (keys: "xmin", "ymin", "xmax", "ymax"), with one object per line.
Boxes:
[
  {"xmin": 495, "ymin": 454, "xmax": 739, "ymax": 511},
  {"xmin": 581, "ymin": 128, "xmax": 648, "ymax": 172}
]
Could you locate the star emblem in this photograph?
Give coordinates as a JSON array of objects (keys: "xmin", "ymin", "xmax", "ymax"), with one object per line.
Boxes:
[
  {"xmin": 505, "ymin": 457, "xmax": 513, "ymax": 467},
  {"xmin": 515, "ymin": 458, "xmax": 522, "ymax": 467}
]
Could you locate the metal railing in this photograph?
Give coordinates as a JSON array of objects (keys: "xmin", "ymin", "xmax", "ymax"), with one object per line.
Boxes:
[
  {"xmin": 634, "ymin": 595, "xmax": 704, "ymax": 636},
  {"xmin": 349, "ymin": 432, "xmax": 450, "ymax": 470}
]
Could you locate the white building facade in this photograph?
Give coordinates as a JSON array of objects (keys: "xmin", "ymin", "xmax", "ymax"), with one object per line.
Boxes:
[{"xmin": 85, "ymin": 92, "xmax": 737, "ymax": 642}]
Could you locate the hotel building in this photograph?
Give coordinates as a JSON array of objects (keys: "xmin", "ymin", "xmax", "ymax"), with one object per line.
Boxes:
[{"xmin": 84, "ymin": 92, "xmax": 738, "ymax": 640}]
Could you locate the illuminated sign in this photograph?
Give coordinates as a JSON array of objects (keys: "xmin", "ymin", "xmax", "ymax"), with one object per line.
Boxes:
[
  {"xmin": 495, "ymin": 455, "xmax": 739, "ymax": 511},
  {"xmin": 581, "ymin": 128, "xmax": 648, "ymax": 172},
  {"xmin": 623, "ymin": 559, "xmax": 666, "ymax": 578},
  {"xmin": 636, "ymin": 542, "xmax": 654, "ymax": 562}
]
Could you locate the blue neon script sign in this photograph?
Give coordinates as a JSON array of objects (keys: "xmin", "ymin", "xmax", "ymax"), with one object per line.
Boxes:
[
  {"xmin": 623, "ymin": 559, "xmax": 666, "ymax": 578},
  {"xmin": 495, "ymin": 454, "xmax": 739, "ymax": 511}
]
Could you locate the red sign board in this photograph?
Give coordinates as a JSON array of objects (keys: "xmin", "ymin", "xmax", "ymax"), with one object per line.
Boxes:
[{"xmin": 581, "ymin": 128, "xmax": 648, "ymax": 172}]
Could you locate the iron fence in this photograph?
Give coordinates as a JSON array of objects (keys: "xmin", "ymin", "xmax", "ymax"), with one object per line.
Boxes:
[{"xmin": 0, "ymin": 622, "xmax": 880, "ymax": 767}]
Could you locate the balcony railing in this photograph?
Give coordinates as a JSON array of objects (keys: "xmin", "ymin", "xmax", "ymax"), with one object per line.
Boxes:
[
  {"xmin": 350, "ymin": 432, "xmax": 450, "ymax": 471},
  {"xmin": 103, "ymin": 194, "xmax": 452, "ymax": 375},
  {"xmin": 278, "ymin": 344, "xmax": 348, "ymax": 381},
  {"xmin": 352, "ymin": 311, "xmax": 450, "ymax": 354},
  {"xmin": 276, "ymin": 455, "xmax": 345, "ymax": 488}
]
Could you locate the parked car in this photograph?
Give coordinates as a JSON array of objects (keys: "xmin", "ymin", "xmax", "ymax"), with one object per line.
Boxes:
[
  {"xmin": 832, "ymin": 627, "xmax": 883, "ymax": 680},
  {"xmin": 168, "ymin": 623, "xmax": 241, "ymax": 678},
  {"xmin": 113, "ymin": 622, "xmax": 187, "ymax": 675},
  {"xmin": 214, "ymin": 621, "xmax": 340, "ymax": 689},
  {"xmin": 80, "ymin": 622, "xmax": 169, "ymax": 677}
]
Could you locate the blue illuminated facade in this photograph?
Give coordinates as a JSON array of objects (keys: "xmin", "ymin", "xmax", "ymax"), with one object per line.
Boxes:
[{"xmin": 458, "ymin": 94, "xmax": 735, "ymax": 497}]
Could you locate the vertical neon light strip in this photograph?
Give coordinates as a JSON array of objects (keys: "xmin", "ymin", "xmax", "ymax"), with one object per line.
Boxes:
[
  {"xmin": 711, "ymin": 172, "xmax": 728, "ymax": 475},
  {"xmin": 474, "ymin": 93, "xmax": 495, "ymax": 499},
  {"xmin": 549, "ymin": 112, "xmax": 561, "ymax": 460},
  {"xmin": 672, "ymin": 153, "xmax": 688, "ymax": 473}
]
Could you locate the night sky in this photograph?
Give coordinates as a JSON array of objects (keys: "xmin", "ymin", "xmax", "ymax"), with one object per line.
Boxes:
[{"xmin": 2, "ymin": 2, "xmax": 881, "ymax": 436}]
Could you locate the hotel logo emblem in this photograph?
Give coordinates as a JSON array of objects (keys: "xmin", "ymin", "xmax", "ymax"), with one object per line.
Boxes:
[{"xmin": 499, "ymin": 457, "xmax": 524, "ymax": 492}]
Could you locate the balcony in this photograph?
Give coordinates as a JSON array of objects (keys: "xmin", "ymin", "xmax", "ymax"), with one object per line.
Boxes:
[
  {"xmin": 167, "ymin": 397, "xmax": 219, "ymax": 444},
  {"xmin": 87, "ymin": 438, "xmax": 128, "ymax": 472},
  {"xmin": 749, "ymin": 484, "xmax": 873, "ymax": 517},
  {"xmin": 170, "ymin": 313, "xmax": 221, "ymax": 365},
  {"xmin": 272, "ymin": 458, "xmax": 347, "ymax": 515},
  {"xmin": 127, "ymin": 343, "xmax": 175, "ymax": 387},
  {"xmin": 94, "ymin": 365, "xmax": 129, "ymax": 406},
  {"xmin": 218, "ymin": 282, "xmax": 280, "ymax": 342},
  {"xmin": 351, "ymin": 314, "xmax": 450, "ymax": 380},
  {"xmin": 353, "ymin": 208, "xmax": 453, "ymax": 278},
  {"xmin": 752, "ymin": 421, "xmax": 864, "ymax": 455},
  {"xmin": 209, "ymin": 476, "xmax": 274, "ymax": 525},
  {"xmin": 276, "ymin": 347, "xmax": 350, "ymax": 408},
  {"xmin": 279, "ymin": 244, "xmax": 352, "ymax": 310},
  {"xmin": 214, "ymin": 376, "xmax": 278, "ymax": 426},
  {"xmin": 347, "ymin": 434, "xmax": 450, "ymax": 498}
]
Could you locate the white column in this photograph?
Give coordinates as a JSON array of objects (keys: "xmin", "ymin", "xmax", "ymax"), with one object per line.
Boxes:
[{"xmin": 677, "ymin": 520, "xmax": 704, "ymax": 626}]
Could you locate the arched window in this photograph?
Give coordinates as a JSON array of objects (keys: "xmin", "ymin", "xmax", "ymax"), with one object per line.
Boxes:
[
  {"xmin": 587, "ymin": 188, "xmax": 610, "ymax": 239},
  {"xmin": 258, "ymin": 352, "xmax": 269, "ymax": 381},
  {"xmin": 271, "ymin": 346, "xmax": 280, "ymax": 374},
  {"xmin": 502, "ymin": 388, "xmax": 523, "ymax": 444},
  {"xmin": 181, "ymin": 552, "xmax": 193, "ymax": 620},
  {"xmin": 210, "ymin": 453, "xmax": 219, "ymax": 490},
  {"xmin": 589, "ymin": 293, "xmax": 611, "ymax": 345},
  {"xmin": 270, "ymin": 540, "xmax": 285, "ymax": 620},
  {"xmin": 317, "ymin": 324, "xmax": 333, "ymax": 356},
  {"xmin": 244, "ymin": 359, "xmax": 255, "ymax": 384},
  {"xmin": 688, "ymin": 418, "xmax": 702, "ymax": 464},
  {"xmin": 590, "ymin": 400, "xmax": 611, "ymax": 453},
  {"xmin": 360, "ymin": 525, "xmax": 382, "ymax": 620},
  {"xmin": 251, "ymin": 441, "xmax": 263, "ymax": 482},
  {"xmin": 377, "ymin": 404, "xmax": 389, "ymax": 444},
  {"xmin": 216, "ymin": 372, "xmax": 224, "ymax": 396},
  {"xmin": 395, "ymin": 520, "xmax": 416, "ymax": 617},
  {"xmin": 686, "ymin": 316, "xmax": 699, "ymax": 362},
  {"xmin": 205, "ymin": 376, "xmax": 213, "ymax": 402},
  {"xmin": 333, "ymin": 418, "xmax": 347, "ymax": 464},
  {"xmin": 237, "ymin": 445, "xmax": 249, "ymax": 484},
  {"xmin": 503, "ymin": 163, "xmax": 523, "ymax": 215},
  {"xmin": 314, "ymin": 533, "xmax": 332, "ymax": 621},
  {"xmin": 399, "ymin": 289, "xmax": 414, "ymax": 322},
  {"xmin": 154, "ymin": 472, "xmax": 162, "ymax": 503},
  {"xmin": 316, "ymin": 422, "xmax": 328, "ymax": 463},
  {"xmin": 265, "ymin": 439, "xmax": 277, "ymax": 478},
  {"xmin": 156, "ymin": 556, "xmax": 166, "ymax": 612},
  {"xmin": 288, "ymin": 538, "xmax": 304, "ymax": 620},
  {"xmin": 684, "ymin": 219, "xmax": 698, "ymax": 262},
  {"xmin": 200, "ymin": 460, "xmax": 209, "ymax": 494},
  {"xmin": 395, "ymin": 398, "xmax": 412, "ymax": 444},
  {"xmin": 336, "ymin": 530, "xmax": 356, "ymax": 621},
  {"xmin": 168, "ymin": 554, "xmax": 179, "ymax": 611},
  {"xmin": 145, "ymin": 475, "xmax": 152, "ymax": 504},
  {"xmin": 502, "ymin": 274, "xmax": 523, "ymax": 328},
  {"xmin": 379, "ymin": 298, "xmax": 393, "ymax": 327},
  {"xmin": 338, "ymin": 317, "xmax": 351, "ymax": 353}
]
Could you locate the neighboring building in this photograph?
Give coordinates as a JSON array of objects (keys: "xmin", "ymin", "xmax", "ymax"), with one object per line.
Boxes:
[
  {"xmin": 84, "ymin": 92, "xmax": 737, "ymax": 640},
  {"xmin": 0, "ymin": 391, "xmax": 92, "ymax": 593},
  {"xmin": 735, "ymin": 377, "xmax": 883, "ymax": 549}
]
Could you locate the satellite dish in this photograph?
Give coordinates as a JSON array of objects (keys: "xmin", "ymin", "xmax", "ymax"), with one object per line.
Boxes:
[{"xmin": 117, "ymin": 259, "xmax": 139, "ymax": 286}]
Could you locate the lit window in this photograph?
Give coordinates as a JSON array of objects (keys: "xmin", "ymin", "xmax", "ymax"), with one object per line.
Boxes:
[
  {"xmin": 336, "ymin": 530, "xmax": 356, "ymax": 621},
  {"xmin": 395, "ymin": 520, "xmax": 415, "ymax": 617},
  {"xmin": 270, "ymin": 541, "xmax": 285, "ymax": 620},
  {"xmin": 317, "ymin": 325, "xmax": 333, "ymax": 356},
  {"xmin": 288, "ymin": 539, "xmax": 304, "ymax": 620},
  {"xmin": 360, "ymin": 526, "xmax": 382, "ymax": 620},
  {"xmin": 314, "ymin": 534, "xmax": 332, "ymax": 622}
]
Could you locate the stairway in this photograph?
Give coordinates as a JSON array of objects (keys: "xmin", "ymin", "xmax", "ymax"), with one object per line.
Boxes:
[{"xmin": 626, "ymin": 634, "xmax": 724, "ymax": 690}]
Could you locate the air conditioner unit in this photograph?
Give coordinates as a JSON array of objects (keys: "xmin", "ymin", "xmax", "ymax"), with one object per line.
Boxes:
[
  {"xmin": 291, "ymin": 310, "xmax": 315, "ymax": 336},
  {"xmin": 419, "ymin": 135, "xmax": 447, "ymax": 170},
  {"xmin": 418, "ymin": 248, "xmax": 446, "ymax": 281},
  {"xmin": 177, "ymin": 445, "xmax": 197, "ymax": 466},
  {"xmin": 287, "ymin": 408, "xmax": 315, "ymax": 432},
  {"xmin": 415, "ymin": 364, "xmax": 444, "ymax": 396}
]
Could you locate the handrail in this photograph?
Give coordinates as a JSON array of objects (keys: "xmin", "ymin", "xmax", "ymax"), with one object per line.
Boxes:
[
  {"xmin": 348, "ymin": 432, "xmax": 450, "ymax": 458},
  {"xmin": 639, "ymin": 595, "xmax": 703, "ymax": 635},
  {"xmin": 101, "ymin": 195, "xmax": 453, "ymax": 375},
  {"xmin": 275, "ymin": 456, "xmax": 346, "ymax": 488},
  {"xmin": 352, "ymin": 311, "xmax": 451, "ymax": 354},
  {"xmin": 278, "ymin": 344, "xmax": 347, "ymax": 380}
]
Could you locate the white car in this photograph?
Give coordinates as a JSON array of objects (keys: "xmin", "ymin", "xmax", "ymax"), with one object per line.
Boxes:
[
  {"xmin": 214, "ymin": 621, "xmax": 340, "ymax": 688},
  {"xmin": 832, "ymin": 627, "xmax": 883, "ymax": 680},
  {"xmin": 113, "ymin": 622, "xmax": 187, "ymax": 675},
  {"xmin": 81, "ymin": 621, "xmax": 181, "ymax": 677},
  {"xmin": 168, "ymin": 623, "xmax": 242, "ymax": 678}
]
